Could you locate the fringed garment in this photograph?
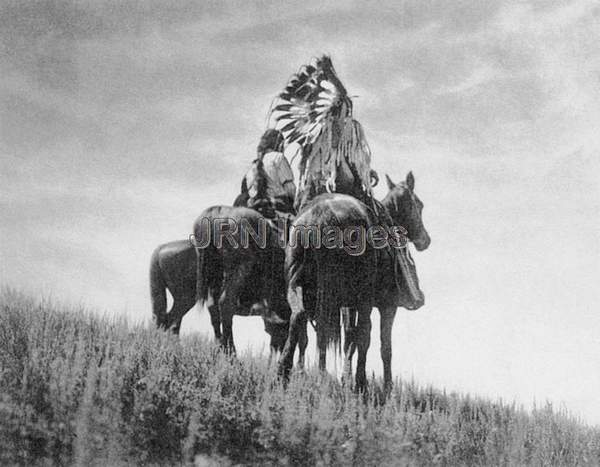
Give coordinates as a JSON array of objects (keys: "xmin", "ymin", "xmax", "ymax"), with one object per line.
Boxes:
[{"xmin": 268, "ymin": 56, "xmax": 374, "ymax": 211}]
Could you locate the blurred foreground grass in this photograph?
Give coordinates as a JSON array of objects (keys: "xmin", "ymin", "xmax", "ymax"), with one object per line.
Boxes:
[{"xmin": 1, "ymin": 287, "xmax": 599, "ymax": 466}]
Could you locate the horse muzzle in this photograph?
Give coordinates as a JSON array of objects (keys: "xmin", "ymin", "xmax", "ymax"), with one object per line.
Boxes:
[
  {"xmin": 413, "ymin": 231, "xmax": 431, "ymax": 251},
  {"xmin": 404, "ymin": 290, "xmax": 425, "ymax": 310}
]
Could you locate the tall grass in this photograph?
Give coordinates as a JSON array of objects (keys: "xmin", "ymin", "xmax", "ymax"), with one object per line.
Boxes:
[{"xmin": 1, "ymin": 287, "xmax": 599, "ymax": 466}]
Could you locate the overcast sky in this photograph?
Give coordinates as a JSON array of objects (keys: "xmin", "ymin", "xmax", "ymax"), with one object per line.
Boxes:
[{"xmin": 2, "ymin": 0, "xmax": 600, "ymax": 423}]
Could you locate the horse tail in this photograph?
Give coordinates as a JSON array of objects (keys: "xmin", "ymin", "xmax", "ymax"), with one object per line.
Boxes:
[
  {"xmin": 195, "ymin": 236, "xmax": 220, "ymax": 308},
  {"xmin": 286, "ymin": 221, "xmax": 341, "ymax": 355},
  {"xmin": 315, "ymin": 257, "xmax": 341, "ymax": 355},
  {"xmin": 149, "ymin": 245, "xmax": 167, "ymax": 328}
]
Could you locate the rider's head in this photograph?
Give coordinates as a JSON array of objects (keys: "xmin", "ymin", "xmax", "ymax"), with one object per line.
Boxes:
[{"xmin": 257, "ymin": 129, "xmax": 284, "ymax": 157}]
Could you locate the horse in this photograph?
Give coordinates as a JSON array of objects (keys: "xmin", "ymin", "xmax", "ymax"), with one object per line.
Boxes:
[
  {"xmin": 192, "ymin": 158, "xmax": 306, "ymax": 360},
  {"xmin": 149, "ymin": 239, "xmax": 289, "ymax": 353},
  {"xmin": 347, "ymin": 172, "xmax": 430, "ymax": 391},
  {"xmin": 149, "ymin": 239, "xmax": 197, "ymax": 335},
  {"xmin": 278, "ymin": 171, "xmax": 428, "ymax": 391}
]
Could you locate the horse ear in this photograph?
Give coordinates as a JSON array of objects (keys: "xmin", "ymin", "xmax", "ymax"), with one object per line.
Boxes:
[
  {"xmin": 406, "ymin": 171, "xmax": 415, "ymax": 191},
  {"xmin": 370, "ymin": 169, "xmax": 379, "ymax": 187},
  {"xmin": 385, "ymin": 174, "xmax": 396, "ymax": 190}
]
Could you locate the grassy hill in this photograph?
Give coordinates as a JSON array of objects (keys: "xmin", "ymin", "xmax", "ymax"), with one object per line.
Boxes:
[{"xmin": 1, "ymin": 288, "xmax": 599, "ymax": 466}]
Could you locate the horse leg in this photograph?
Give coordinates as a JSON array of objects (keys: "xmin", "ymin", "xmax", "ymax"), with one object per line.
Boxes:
[
  {"xmin": 279, "ymin": 286, "xmax": 306, "ymax": 380},
  {"xmin": 316, "ymin": 297, "xmax": 338, "ymax": 373},
  {"xmin": 221, "ymin": 312, "xmax": 235, "ymax": 353},
  {"xmin": 380, "ymin": 305, "xmax": 397, "ymax": 394},
  {"xmin": 268, "ymin": 339, "xmax": 277, "ymax": 364},
  {"xmin": 268, "ymin": 329, "xmax": 287, "ymax": 363},
  {"xmin": 208, "ymin": 302, "xmax": 222, "ymax": 343},
  {"xmin": 261, "ymin": 299, "xmax": 288, "ymax": 359},
  {"xmin": 267, "ymin": 316, "xmax": 283, "ymax": 363},
  {"xmin": 297, "ymin": 321, "xmax": 308, "ymax": 369},
  {"xmin": 165, "ymin": 296, "xmax": 195, "ymax": 335},
  {"xmin": 317, "ymin": 329, "xmax": 327, "ymax": 372},
  {"xmin": 342, "ymin": 307, "xmax": 357, "ymax": 384},
  {"xmin": 218, "ymin": 262, "xmax": 254, "ymax": 354},
  {"xmin": 355, "ymin": 305, "xmax": 372, "ymax": 393},
  {"xmin": 171, "ymin": 317, "xmax": 182, "ymax": 335},
  {"xmin": 217, "ymin": 291, "xmax": 236, "ymax": 354}
]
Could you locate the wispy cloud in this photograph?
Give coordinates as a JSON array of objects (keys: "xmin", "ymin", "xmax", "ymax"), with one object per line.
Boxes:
[{"xmin": 433, "ymin": 64, "xmax": 500, "ymax": 94}]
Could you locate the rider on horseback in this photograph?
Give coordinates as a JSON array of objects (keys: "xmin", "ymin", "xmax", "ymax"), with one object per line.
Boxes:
[
  {"xmin": 268, "ymin": 55, "xmax": 381, "ymax": 214},
  {"xmin": 269, "ymin": 55, "xmax": 416, "ymax": 293},
  {"xmin": 234, "ymin": 128, "xmax": 296, "ymax": 220}
]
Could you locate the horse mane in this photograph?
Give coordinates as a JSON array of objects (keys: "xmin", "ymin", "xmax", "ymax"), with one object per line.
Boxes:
[{"xmin": 380, "ymin": 182, "xmax": 407, "ymax": 219}]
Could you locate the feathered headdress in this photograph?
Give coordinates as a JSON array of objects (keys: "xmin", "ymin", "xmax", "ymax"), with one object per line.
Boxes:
[{"xmin": 268, "ymin": 56, "xmax": 372, "ymax": 197}]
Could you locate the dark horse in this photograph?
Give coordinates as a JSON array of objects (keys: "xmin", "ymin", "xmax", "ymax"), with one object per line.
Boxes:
[
  {"xmin": 149, "ymin": 239, "xmax": 288, "ymax": 352},
  {"xmin": 355, "ymin": 172, "xmax": 430, "ymax": 390},
  {"xmin": 192, "ymin": 158, "xmax": 306, "ymax": 359},
  {"xmin": 279, "ymin": 171, "xmax": 429, "ymax": 391},
  {"xmin": 150, "ymin": 239, "xmax": 196, "ymax": 335}
]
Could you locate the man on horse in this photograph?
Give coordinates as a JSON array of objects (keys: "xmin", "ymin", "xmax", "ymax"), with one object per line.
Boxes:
[
  {"xmin": 191, "ymin": 129, "xmax": 301, "ymax": 354},
  {"xmin": 234, "ymin": 129, "xmax": 296, "ymax": 217},
  {"xmin": 269, "ymin": 55, "xmax": 426, "ymax": 388},
  {"xmin": 269, "ymin": 56, "xmax": 381, "ymax": 215}
]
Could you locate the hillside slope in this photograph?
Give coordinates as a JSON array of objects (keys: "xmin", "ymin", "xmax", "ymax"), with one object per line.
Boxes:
[{"xmin": 1, "ymin": 288, "xmax": 599, "ymax": 466}]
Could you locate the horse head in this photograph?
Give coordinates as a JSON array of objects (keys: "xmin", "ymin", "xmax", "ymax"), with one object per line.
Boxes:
[{"xmin": 382, "ymin": 172, "xmax": 430, "ymax": 251}]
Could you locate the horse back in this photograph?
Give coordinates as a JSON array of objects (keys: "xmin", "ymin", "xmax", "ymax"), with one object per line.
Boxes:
[
  {"xmin": 155, "ymin": 240, "xmax": 197, "ymax": 300},
  {"xmin": 286, "ymin": 193, "xmax": 378, "ymax": 307}
]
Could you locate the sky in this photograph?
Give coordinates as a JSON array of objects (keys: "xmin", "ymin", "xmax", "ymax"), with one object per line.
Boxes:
[{"xmin": 2, "ymin": 0, "xmax": 600, "ymax": 422}]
